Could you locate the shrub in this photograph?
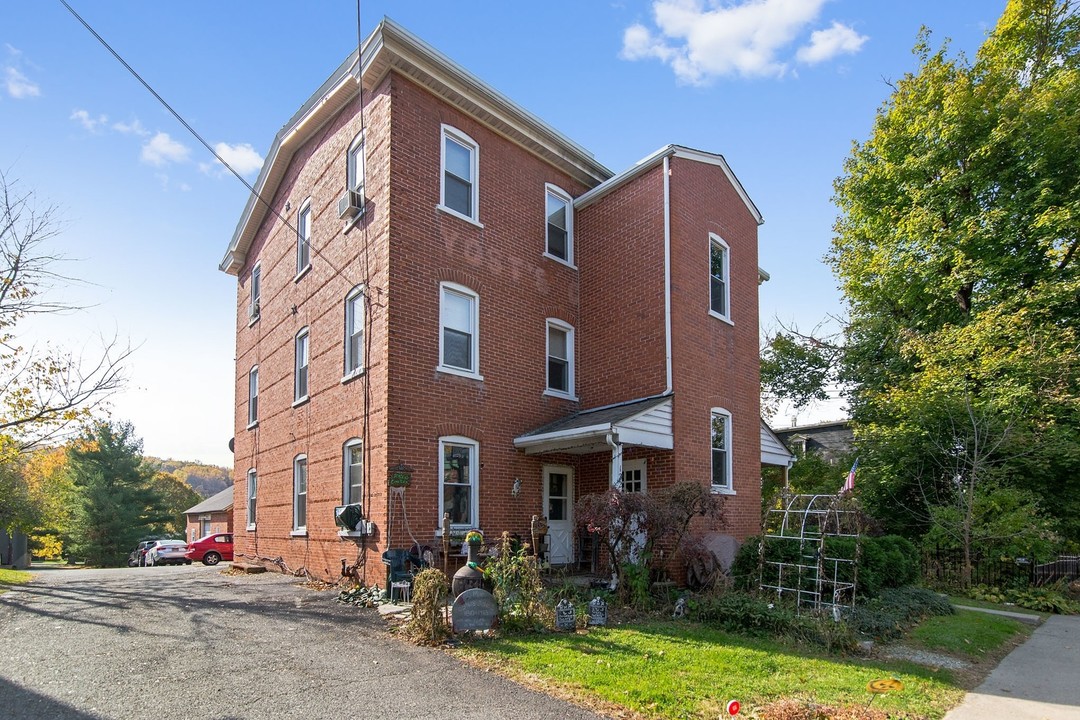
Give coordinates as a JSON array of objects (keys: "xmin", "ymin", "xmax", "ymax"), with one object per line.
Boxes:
[
  {"xmin": 404, "ymin": 568, "xmax": 449, "ymax": 645},
  {"xmin": 969, "ymin": 583, "xmax": 1080, "ymax": 614},
  {"xmin": 692, "ymin": 591, "xmax": 856, "ymax": 651},
  {"xmin": 483, "ymin": 532, "xmax": 548, "ymax": 632},
  {"xmin": 850, "ymin": 586, "xmax": 954, "ymax": 641}
]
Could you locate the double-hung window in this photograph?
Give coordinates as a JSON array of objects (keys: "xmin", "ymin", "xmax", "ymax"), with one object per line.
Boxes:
[
  {"xmin": 294, "ymin": 327, "xmax": 310, "ymax": 403},
  {"xmin": 711, "ymin": 408, "xmax": 733, "ymax": 492},
  {"xmin": 347, "ymin": 134, "xmax": 365, "ymax": 200},
  {"xmin": 246, "ymin": 469, "xmax": 257, "ymax": 529},
  {"xmin": 545, "ymin": 319, "xmax": 575, "ymax": 398},
  {"xmin": 343, "ymin": 438, "xmax": 363, "ymax": 506},
  {"xmin": 344, "ymin": 286, "xmax": 364, "ymax": 377},
  {"xmin": 296, "ymin": 201, "xmax": 312, "ymax": 277},
  {"xmin": 248, "ymin": 263, "xmax": 261, "ymax": 321},
  {"xmin": 247, "ymin": 366, "xmax": 259, "ymax": 427},
  {"xmin": 438, "ymin": 283, "xmax": 480, "ymax": 378},
  {"xmin": 709, "ymin": 233, "xmax": 730, "ymax": 321},
  {"xmin": 293, "ymin": 455, "xmax": 307, "ymax": 532},
  {"xmin": 545, "ymin": 185, "xmax": 573, "ymax": 265},
  {"xmin": 439, "ymin": 125, "xmax": 479, "ymax": 223},
  {"xmin": 440, "ymin": 436, "xmax": 478, "ymax": 529}
]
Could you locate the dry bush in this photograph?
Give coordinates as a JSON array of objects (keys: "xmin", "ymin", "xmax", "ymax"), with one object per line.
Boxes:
[{"xmin": 759, "ymin": 699, "xmax": 888, "ymax": 720}]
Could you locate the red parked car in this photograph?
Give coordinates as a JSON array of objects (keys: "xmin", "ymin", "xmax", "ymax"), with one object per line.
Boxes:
[{"xmin": 185, "ymin": 533, "xmax": 233, "ymax": 566}]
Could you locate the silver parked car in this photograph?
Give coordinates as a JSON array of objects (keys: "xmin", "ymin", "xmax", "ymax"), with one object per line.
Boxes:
[{"xmin": 145, "ymin": 540, "xmax": 190, "ymax": 566}]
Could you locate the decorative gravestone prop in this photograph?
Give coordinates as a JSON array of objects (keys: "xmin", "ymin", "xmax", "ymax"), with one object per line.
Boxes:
[
  {"xmin": 452, "ymin": 588, "xmax": 498, "ymax": 633},
  {"xmin": 587, "ymin": 596, "xmax": 608, "ymax": 626},
  {"xmin": 555, "ymin": 598, "xmax": 576, "ymax": 631}
]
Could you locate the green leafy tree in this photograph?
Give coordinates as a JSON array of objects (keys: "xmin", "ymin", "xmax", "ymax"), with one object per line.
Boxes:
[
  {"xmin": 763, "ymin": 0, "xmax": 1080, "ymax": 548},
  {"xmin": 65, "ymin": 421, "xmax": 169, "ymax": 566}
]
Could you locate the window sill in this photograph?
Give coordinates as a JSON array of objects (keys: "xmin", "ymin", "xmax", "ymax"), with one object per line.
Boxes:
[
  {"xmin": 246, "ymin": 524, "xmax": 256, "ymax": 531},
  {"xmin": 436, "ymin": 204, "xmax": 484, "ymax": 228},
  {"xmin": 338, "ymin": 530, "xmax": 367, "ymax": 538},
  {"xmin": 437, "ymin": 366, "xmax": 484, "ymax": 382},
  {"xmin": 542, "ymin": 252, "xmax": 577, "ymax": 270},
  {"xmin": 708, "ymin": 310, "xmax": 734, "ymax": 326},
  {"xmin": 246, "ymin": 421, "xmax": 258, "ymax": 430},
  {"xmin": 711, "ymin": 486, "xmax": 736, "ymax": 496},
  {"xmin": 341, "ymin": 368, "xmax": 365, "ymax": 385},
  {"xmin": 294, "ymin": 264, "xmax": 312, "ymax": 283},
  {"xmin": 543, "ymin": 389, "xmax": 579, "ymax": 402},
  {"xmin": 290, "ymin": 529, "xmax": 308, "ymax": 537},
  {"xmin": 292, "ymin": 396, "xmax": 310, "ymax": 409}
]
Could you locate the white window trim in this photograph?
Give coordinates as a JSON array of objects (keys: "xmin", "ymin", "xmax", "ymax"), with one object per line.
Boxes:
[
  {"xmin": 543, "ymin": 318, "xmax": 577, "ymax": 400},
  {"xmin": 295, "ymin": 200, "xmax": 312, "ymax": 280},
  {"xmin": 294, "ymin": 327, "xmax": 310, "ymax": 405},
  {"xmin": 347, "ymin": 131, "xmax": 365, "ymax": 195},
  {"xmin": 438, "ymin": 435, "xmax": 479, "ymax": 531},
  {"xmin": 246, "ymin": 468, "xmax": 257, "ymax": 530},
  {"xmin": 437, "ymin": 124, "xmax": 483, "ymax": 227},
  {"xmin": 543, "ymin": 184, "xmax": 575, "ymax": 268},
  {"xmin": 710, "ymin": 407, "xmax": 735, "ymax": 495},
  {"xmin": 343, "ymin": 438, "xmax": 363, "ymax": 506},
  {"xmin": 248, "ymin": 262, "xmax": 261, "ymax": 325},
  {"xmin": 623, "ymin": 458, "xmax": 647, "ymax": 493},
  {"xmin": 343, "ymin": 285, "xmax": 365, "ymax": 380},
  {"xmin": 708, "ymin": 233, "xmax": 732, "ymax": 325},
  {"xmin": 438, "ymin": 282, "xmax": 483, "ymax": 380},
  {"xmin": 293, "ymin": 454, "xmax": 308, "ymax": 533},
  {"xmin": 247, "ymin": 365, "xmax": 259, "ymax": 429}
]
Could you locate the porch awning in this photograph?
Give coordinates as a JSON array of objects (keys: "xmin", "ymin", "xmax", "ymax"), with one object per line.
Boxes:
[
  {"xmin": 513, "ymin": 395, "xmax": 674, "ymax": 455},
  {"xmin": 761, "ymin": 419, "xmax": 795, "ymax": 467}
]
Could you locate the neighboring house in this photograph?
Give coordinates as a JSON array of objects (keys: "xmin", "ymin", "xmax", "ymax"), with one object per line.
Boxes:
[
  {"xmin": 220, "ymin": 19, "xmax": 772, "ymax": 584},
  {"xmin": 774, "ymin": 420, "xmax": 854, "ymax": 464},
  {"xmin": 184, "ymin": 487, "xmax": 234, "ymax": 543}
]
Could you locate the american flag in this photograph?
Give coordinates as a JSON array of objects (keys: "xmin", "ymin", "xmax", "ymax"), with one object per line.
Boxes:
[{"xmin": 840, "ymin": 457, "xmax": 859, "ymax": 495}]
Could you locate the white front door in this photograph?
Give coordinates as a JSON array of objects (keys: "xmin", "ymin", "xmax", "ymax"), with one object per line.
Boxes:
[{"xmin": 543, "ymin": 466, "xmax": 574, "ymax": 565}]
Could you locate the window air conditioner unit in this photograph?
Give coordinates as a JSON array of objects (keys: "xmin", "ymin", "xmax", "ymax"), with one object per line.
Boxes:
[
  {"xmin": 337, "ymin": 190, "xmax": 365, "ymax": 219},
  {"xmin": 334, "ymin": 503, "xmax": 366, "ymax": 532}
]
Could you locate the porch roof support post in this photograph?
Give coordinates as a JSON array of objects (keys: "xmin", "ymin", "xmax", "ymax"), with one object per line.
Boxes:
[{"xmin": 607, "ymin": 432, "xmax": 623, "ymax": 491}]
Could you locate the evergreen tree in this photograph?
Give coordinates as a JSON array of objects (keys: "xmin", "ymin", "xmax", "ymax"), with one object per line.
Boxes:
[{"xmin": 65, "ymin": 422, "xmax": 168, "ymax": 566}]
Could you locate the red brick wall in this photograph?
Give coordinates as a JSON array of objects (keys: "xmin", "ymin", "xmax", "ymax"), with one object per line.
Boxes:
[
  {"xmin": 667, "ymin": 156, "xmax": 762, "ymax": 541},
  {"xmin": 575, "ymin": 168, "xmax": 668, "ymax": 406},
  {"xmin": 384, "ymin": 75, "xmax": 591, "ymax": 549},
  {"xmin": 230, "ymin": 77, "xmax": 394, "ymax": 584}
]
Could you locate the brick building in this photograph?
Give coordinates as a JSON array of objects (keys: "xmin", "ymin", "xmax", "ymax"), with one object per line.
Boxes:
[
  {"xmin": 184, "ymin": 486, "xmax": 235, "ymax": 543},
  {"xmin": 220, "ymin": 19, "xmax": 769, "ymax": 584}
]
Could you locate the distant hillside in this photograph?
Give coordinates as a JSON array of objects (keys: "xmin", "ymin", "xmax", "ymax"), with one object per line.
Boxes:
[{"xmin": 149, "ymin": 458, "xmax": 233, "ymax": 498}]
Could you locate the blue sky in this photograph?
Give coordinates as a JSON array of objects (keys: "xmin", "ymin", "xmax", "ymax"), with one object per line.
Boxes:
[{"xmin": 1, "ymin": 1, "xmax": 1003, "ymax": 467}]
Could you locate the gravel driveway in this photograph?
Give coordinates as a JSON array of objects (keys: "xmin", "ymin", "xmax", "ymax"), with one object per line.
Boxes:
[{"xmin": 0, "ymin": 565, "xmax": 603, "ymax": 720}]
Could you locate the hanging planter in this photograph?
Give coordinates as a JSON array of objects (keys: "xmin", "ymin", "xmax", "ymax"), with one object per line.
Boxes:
[{"xmin": 389, "ymin": 462, "xmax": 414, "ymax": 488}]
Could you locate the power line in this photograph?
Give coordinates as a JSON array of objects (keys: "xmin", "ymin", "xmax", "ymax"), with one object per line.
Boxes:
[{"xmin": 58, "ymin": 0, "xmax": 356, "ymax": 287}]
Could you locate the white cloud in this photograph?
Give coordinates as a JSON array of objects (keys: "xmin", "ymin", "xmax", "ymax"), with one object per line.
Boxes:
[
  {"xmin": 201, "ymin": 142, "xmax": 264, "ymax": 177},
  {"xmin": 70, "ymin": 109, "xmax": 108, "ymax": 132},
  {"xmin": 113, "ymin": 118, "xmax": 150, "ymax": 137},
  {"xmin": 4, "ymin": 66, "xmax": 40, "ymax": 98},
  {"xmin": 796, "ymin": 21, "xmax": 868, "ymax": 64},
  {"xmin": 141, "ymin": 132, "xmax": 190, "ymax": 166},
  {"xmin": 621, "ymin": 0, "xmax": 866, "ymax": 83}
]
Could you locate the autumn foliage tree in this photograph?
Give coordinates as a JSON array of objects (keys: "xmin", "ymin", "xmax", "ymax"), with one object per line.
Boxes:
[{"xmin": 762, "ymin": 0, "xmax": 1080, "ymax": 552}]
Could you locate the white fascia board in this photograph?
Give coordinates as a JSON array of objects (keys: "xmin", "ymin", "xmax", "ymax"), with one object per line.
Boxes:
[
  {"xmin": 512, "ymin": 422, "xmax": 613, "ymax": 451},
  {"xmin": 574, "ymin": 145, "xmax": 674, "ymax": 210}
]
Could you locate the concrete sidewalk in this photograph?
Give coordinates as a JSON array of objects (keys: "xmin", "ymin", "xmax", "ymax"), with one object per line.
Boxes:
[{"xmin": 944, "ymin": 614, "xmax": 1080, "ymax": 720}]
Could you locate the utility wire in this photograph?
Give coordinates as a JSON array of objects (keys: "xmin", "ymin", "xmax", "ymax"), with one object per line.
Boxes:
[{"xmin": 59, "ymin": 0, "xmax": 355, "ymax": 286}]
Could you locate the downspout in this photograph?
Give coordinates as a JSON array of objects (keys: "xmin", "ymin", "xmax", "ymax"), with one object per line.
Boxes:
[
  {"xmin": 606, "ymin": 432, "xmax": 623, "ymax": 491},
  {"xmin": 663, "ymin": 155, "xmax": 672, "ymax": 394}
]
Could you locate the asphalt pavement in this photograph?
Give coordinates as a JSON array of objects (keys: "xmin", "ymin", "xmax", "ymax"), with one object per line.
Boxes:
[
  {"xmin": 0, "ymin": 564, "xmax": 603, "ymax": 720},
  {"xmin": 943, "ymin": 613, "xmax": 1080, "ymax": 720}
]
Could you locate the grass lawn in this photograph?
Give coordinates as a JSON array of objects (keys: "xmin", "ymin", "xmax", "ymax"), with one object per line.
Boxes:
[
  {"xmin": 911, "ymin": 610, "xmax": 1031, "ymax": 660},
  {"xmin": 463, "ymin": 620, "xmax": 966, "ymax": 719},
  {"xmin": 0, "ymin": 568, "xmax": 33, "ymax": 594}
]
